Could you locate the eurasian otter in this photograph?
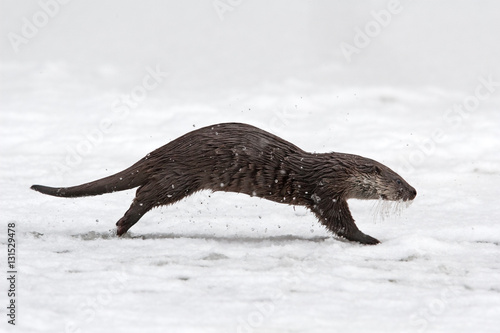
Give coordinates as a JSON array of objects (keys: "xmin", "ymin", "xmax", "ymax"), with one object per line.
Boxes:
[{"xmin": 31, "ymin": 122, "xmax": 416, "ymax": 244}]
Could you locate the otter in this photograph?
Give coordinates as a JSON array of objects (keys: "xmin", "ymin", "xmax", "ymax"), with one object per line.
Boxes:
[{"xmin": 31, "ymin": 122, "xmax": 416, "ymax": 244}]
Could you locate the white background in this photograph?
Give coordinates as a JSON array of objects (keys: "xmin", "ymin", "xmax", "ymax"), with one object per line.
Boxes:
[{"xmin": 1, "ymin": 1, "xmax": 499, "ymax": 332}]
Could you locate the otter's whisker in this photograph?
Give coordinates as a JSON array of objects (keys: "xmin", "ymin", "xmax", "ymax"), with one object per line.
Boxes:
[{"xmin": 372, "ymin": 199, "xmax": 412, "ymax": 222}]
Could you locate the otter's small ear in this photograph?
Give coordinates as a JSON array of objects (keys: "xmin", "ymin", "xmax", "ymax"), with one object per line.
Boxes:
[{"xmin": 373, "ymin": 165, "xmax": 382, "ymax": 174}]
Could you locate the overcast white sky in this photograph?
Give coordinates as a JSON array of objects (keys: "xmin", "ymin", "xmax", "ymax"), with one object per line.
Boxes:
[{"xmin": 1, "ymin": 0, "xmax": 499, "ymax": 94}]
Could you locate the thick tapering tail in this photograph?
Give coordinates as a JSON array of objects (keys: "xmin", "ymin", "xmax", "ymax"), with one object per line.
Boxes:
[{"xmin": 30, "ymin": 160, "xmax": 148, "ymax": 198}]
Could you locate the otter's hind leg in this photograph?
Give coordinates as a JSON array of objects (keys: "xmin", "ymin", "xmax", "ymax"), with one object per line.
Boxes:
[
  {"xmin": 116, "ymin": 182, "xmax": 159, "ymax": 236},
  {"xmin": 116, "ymin": 180, "xmax": 199, "ymax": 236},
  {"xmin": 116, "ymin": 199, "xmax": 154, "ymax": 236}
]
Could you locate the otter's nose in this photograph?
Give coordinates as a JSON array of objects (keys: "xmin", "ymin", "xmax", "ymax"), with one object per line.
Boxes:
[{"xmin": 410, "ymin": 187, "xmax": 417, "ymax": 199}]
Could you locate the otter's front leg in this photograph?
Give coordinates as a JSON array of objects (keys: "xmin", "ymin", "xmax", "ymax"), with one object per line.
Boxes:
[{"xmin": 311, "ymin": 198, "xmax": 380, "ymax": 245}]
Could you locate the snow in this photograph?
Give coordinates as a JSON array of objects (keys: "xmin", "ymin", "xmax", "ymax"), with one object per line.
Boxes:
[{"xmin": 1, "ymin": 1, "xmax": 500, "ymax": 333}]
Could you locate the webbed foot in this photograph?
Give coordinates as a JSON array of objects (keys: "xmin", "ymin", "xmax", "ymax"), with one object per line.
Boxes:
[{"xmin": 344, "ymin": 230, "xmax": 380, "ymax": 245}]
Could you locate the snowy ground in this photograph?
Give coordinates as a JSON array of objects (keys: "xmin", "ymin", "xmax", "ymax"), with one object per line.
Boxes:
[
  {"xmin": 1, "ymin": 1, "xmax": 500, "ymax": 333},
  {"xmin": 1, "ymin": 66, "xmax": 499, "ymax": 332}
]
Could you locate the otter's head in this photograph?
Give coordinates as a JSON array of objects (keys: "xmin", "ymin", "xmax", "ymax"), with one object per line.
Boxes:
[{"xmin": 346, "ymin": 160, "xmax": 417, "ymax": 202}]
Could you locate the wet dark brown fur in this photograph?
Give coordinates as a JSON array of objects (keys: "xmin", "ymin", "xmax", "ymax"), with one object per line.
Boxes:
[{"xmin": 31, "ymin": 122, "xmax": 416, "ymax": 244}]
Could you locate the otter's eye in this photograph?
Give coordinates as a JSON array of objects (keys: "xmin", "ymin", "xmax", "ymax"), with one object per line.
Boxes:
[{"xmin": 396, "ymin": 179, "xmax": 402, "ymax": 185}]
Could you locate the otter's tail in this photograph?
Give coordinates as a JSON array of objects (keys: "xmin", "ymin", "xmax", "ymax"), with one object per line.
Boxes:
[{"xmin": 30, "ymin": 160, "xmax": 148, "ymax": 198}]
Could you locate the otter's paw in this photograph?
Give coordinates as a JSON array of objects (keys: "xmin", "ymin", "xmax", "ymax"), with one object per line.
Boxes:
[
  {"xmin": 116, "ymin": 219, "xmax": 130, "ymax": 237},
  {"xmin": 344, "ymin": 230, "xmax": 380, "ymax": 245}
]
